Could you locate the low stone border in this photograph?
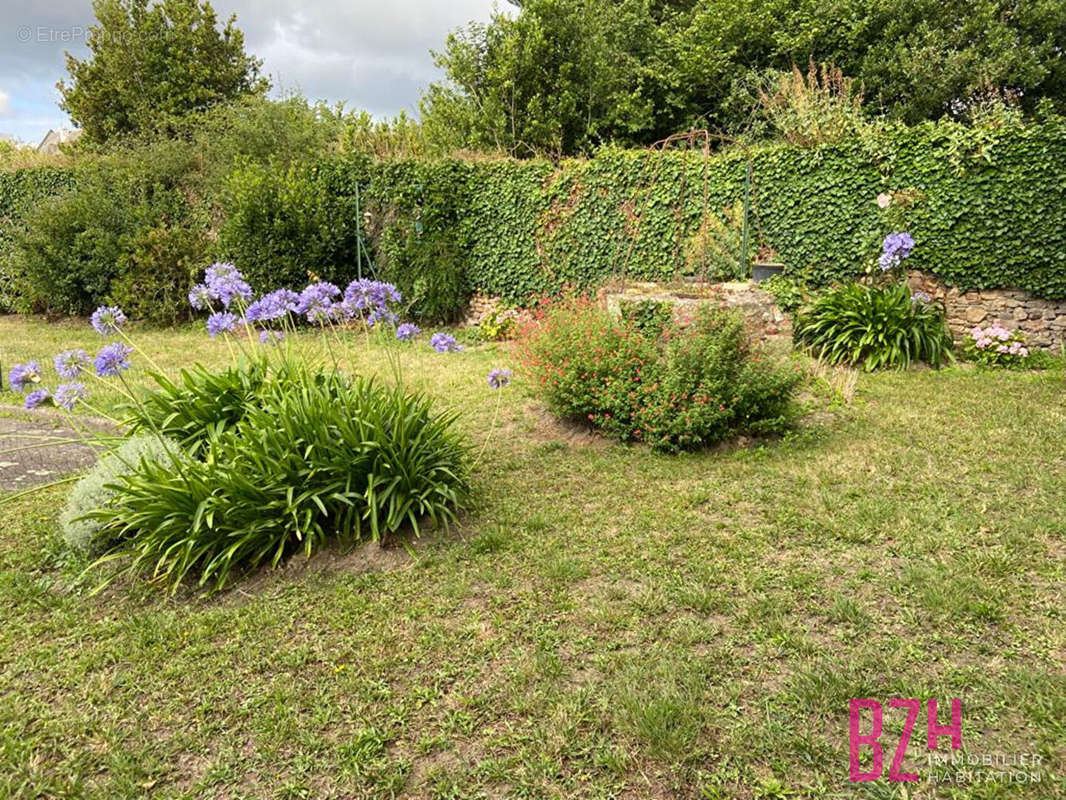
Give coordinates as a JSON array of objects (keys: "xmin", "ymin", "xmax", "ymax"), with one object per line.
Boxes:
[{"xmin": 908, "ymin": 271, "xmax": 1066, "ymax": 349}]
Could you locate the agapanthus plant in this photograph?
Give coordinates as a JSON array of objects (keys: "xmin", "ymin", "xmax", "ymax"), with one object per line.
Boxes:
[
  {"xmin": 7, "ymin": 267, "xmax": 514, "ymax": 597},
  {"xmin": 430, "ymin": 333, "xmax": 463, "ymax": 353},
  {"xmin": 55, "ymin": 350, "xmax": 90, "ymax": 380}
]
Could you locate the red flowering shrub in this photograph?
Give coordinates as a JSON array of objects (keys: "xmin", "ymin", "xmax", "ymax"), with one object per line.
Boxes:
[{"xmin": 518, "ymin": 297, "xmax": 800, "ymax": 452}]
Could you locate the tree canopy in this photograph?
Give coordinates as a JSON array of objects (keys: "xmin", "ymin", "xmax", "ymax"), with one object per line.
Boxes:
[
  {"xmin": 421, "ymin": 0, "xmax": 1066, "ymax": 156},
  {"xmin": 58, "ymin": 0, "xmax": 269, "ymax": 144}
]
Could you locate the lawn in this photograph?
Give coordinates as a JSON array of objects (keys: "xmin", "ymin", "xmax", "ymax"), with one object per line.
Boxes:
[{"xmin": 0, "ymin": 315, "xmax": 1063, "ymax": 799}]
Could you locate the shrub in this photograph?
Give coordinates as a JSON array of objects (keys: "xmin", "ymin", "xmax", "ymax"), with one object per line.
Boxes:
[
  {"xmin": 10, "ymin": 144, "xmax": 212, "ymax": 320},
  {"xmin": 373, "ymin": 226, "xmax": 471, "ymax": 324},
  {"xmin": 794, "ymin": 283, "xmax": 954, "ymax": 370},
  {"xmin": 217, "ymin": 158, "xmax": 363, "ymax": 292},
  {"xmin": 59, "ymin": 434, "xmax": 180, "ymax": 555},
  {"xmin": 619, "ymin": 299, "xmax": 674, "ymax": 337},
  {"xmin": 11, "ymin": 177, "xmax": 130, "ymax": 314},
  {"xmin": 109, "ymin": 223, "xmax": 210, "ymax": 325},
  {"xmin": 95, "ymin": 367, "xmax": 470, "ymax": 592},
  {"xmin": 519, "ymin": 297, "xmax": 799, "ymax": 452},
  {"xmin": 963, "ymin": 324, "xmax": 1033, "ymax": 369}
]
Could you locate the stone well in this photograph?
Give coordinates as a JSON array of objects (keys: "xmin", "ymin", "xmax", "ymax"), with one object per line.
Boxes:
[{"xmin": 602, "ymin": 280, "xmax": 792, "ymax": 341}]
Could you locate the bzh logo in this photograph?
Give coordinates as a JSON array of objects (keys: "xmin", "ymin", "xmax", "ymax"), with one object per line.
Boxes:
[{"xmin": 849, "ymin": 698, "xmax": 962, "ymax": 782}]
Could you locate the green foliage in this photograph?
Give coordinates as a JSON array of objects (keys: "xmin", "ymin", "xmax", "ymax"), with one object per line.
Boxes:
[
  {"xmin": 59, "ymin": 434, "xmax": 179, "ymax": 555},
  {"xmin": 0, "ymin": 168, "xmax": 76, "ymax": 312},
  {"xmin": 751, "ymin": 62, "xmax": 873, "ymax": 147},
  {"xmin": 59, "ymin": 0, "xmax": 268, "ymax": 144},
  {"xmin": 365, "ymin": 160, "xmax": 474, "ymax": 323},
  {"xmin": 424, "ymin": 0, "xmax": 1066, "ymax": 155},
  {"xmin": 477, "ymin": 309, "xmax": 519, "ymax": 342},
  {"xmin": 5, "ymin": 117, "xmax": 1066, "ymax": 321},
  {"xmin": 794, "ymin": 283, "xmax": 954, "ymax": 371},
  {"xmin": 681, "ymin": 205, "xmax": 748, "ymax": 281},
  {"xmin": 123, "ymin": 359, "xmax": 268, "ymax": 455},
  {"xmin": 10, "ymin": 144, "xmax": 211, "ymax": 319},
  {"xmin": 94, "ymin": 366, "xmax": 470, "ymax": 592},
  {"xmin": 760, "ymin": 274, "xmax": 807, "ymax": 313},
  {"xmin": 619, "ymin": 299, "xmax": 673, "ymax": 337},
  {"xmin": 217, "ymin": 158, "xmax": 365, "ymax": 292},
  {"xmin": 519, "ymin": 297, "xmax": 799, "ymax": 451},
  {"xmin": 448, "ymin": 120, "xmax": 1066, "ymax": 302},
  {"xmin": 422, "ymin": 0, "xmax": 675, "ymax": 156}
]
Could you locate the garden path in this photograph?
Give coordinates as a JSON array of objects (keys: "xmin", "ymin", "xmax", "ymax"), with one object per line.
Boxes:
[{"xmin": 0, "ymin": 411, "xmax": 105, "ymax": 491}]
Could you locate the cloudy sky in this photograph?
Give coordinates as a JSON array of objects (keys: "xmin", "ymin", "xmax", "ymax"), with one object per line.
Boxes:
[{"xmin": 0, "ymin": 0, "xmax": 499, "ymax": 144}]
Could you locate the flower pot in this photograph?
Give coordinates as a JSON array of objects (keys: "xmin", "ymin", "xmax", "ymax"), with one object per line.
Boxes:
[{"xmin": 752, "ymin": 262, "xmax": 785, "ymax": 283}]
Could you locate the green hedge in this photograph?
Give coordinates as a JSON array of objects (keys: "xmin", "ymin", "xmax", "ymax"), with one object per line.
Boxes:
[
  {"xmin": 0, "ymin": 168, "xmax": 75, "ymax": 311},
  {"xmin": 3, "ymin": 119, "xmax": 1066, "ymax": 319}
]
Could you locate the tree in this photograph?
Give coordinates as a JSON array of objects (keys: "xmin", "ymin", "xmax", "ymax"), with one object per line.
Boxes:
[
  {"xmin": 421, "ymin": 0, "xmax": 684, "ymax": 157},
  {"xmin": 423, "ymin": 0, "xmax": 1066, "ymax": 156},
  {"xmin": 58, "ymin": 0, "xmax": 269, "ymax": 144}
]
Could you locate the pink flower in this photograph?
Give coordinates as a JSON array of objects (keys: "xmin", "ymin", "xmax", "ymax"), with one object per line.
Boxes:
[{"xmin": 876, "ymin": 193, "xmax": 892, "ymax": 209}]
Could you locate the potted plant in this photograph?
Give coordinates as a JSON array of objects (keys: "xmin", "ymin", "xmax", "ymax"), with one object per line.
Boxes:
[{"xmin": 752, "ymin": 244, "xmax": 784, "ymax": 283}]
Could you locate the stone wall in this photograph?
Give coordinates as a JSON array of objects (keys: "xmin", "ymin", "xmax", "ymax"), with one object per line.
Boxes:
[
  {"xmin": 907, "ymin": 271, "xmax": 1066, "ymax": 349},
  {"xmin": 462, "ymin": 293, "xmax": 523, "ymax": 329}
]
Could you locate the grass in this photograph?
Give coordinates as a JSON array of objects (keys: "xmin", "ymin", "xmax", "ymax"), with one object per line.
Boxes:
[{"xmin": 0, "ymin": 314, "xmax": 1063, "ymax": 799}]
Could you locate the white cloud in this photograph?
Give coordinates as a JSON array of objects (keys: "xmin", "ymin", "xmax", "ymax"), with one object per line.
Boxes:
[{"xmin": 0, "ymin": 91, "xmax": 10, "ymax": 115}]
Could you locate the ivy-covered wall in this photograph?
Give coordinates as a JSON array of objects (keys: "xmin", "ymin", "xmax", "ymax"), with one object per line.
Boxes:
[
  {"xmin": 363, "ymin": 120, "xmax": 1066, "ymax": 302},
  {"xmin": 3, "ymin": 119, "xmax": 1066, "ymax": 318}
]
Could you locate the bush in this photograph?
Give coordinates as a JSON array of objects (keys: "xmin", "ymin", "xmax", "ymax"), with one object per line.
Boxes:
[
  {"xmin": 11, "ymin": 177, "xmax": 130, "ymax": 314},
  {"xmin": 794, "ymin": 283, "xmax": 954, "ymax": 371},
  {"xmin": 374, "ymin": 226, "xmax": 470, "ymax": 323},
  {"xmin": 59, "ymin": 434, "xmax": 180, "ymax": 555},
  {"xmin": 619, "ymin": 299, "xmax": 674, "ymax": 337},
  {"xmin": 217, "ymin": 158, "xmax": 363, "ymax": 292},
  {"xmin": 962, "ymin": 324, "xmax": 1034, "ymax": 369},
  {"xmin": 519, "ymin": 297, "xmax": 799, "ymax": 452},
  {"xmin": 94, "ymin": 367, "xmax": 470, "ymax": 592},
  {"xmin": 10, "ymin": 144, "xmax": 212, "ymax": 320}
]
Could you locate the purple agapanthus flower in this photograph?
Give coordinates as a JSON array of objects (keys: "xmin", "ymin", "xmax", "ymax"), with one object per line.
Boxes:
[
  {"xmin": 297, "ymin": 282, "xmax": 341, "ymax": 325},
  {"xmin": 487, "ymin": 368, "xmax": 512, "ymax": 389},
  {"xmin": 430, "ymin": 332, "xmax": 462, "ymax": 353},
  {"xmin": 206, "ymin": 312, "xmax": 239, "ymax": 337},
  {"xmin": 367, "ymin": 307, "xmax": 399, "ymax": 328},
  {"xmin": 344, "ymin": 279, "xmax": 402, "ymax": 312},
  {"xmin": 396, "ymin": 322, "xmax": 420, "ymax": 341},
  {"xmin": 188, "ymin": 284, "xmax": 213, "ymax": 311},
  {"xmin": 9, "ymin": 361, "xmax": 41, "ymax": 392},
  {"xmin": 90, "ymin": 306, "xmax": 127, "ymax": 335},
  {"xmin": 54, "ymin": 349, "xmax": 90, "ymax": 379},
  {"xmin": 204, "ymin": 262, "xmax": 253, "ymax": 309},
  {"xmin": 881, "ymin": 232, "xmax": 915, "ymax": 263},
  {"xmin": 94, "ymin": 342, "xmax": 133, "ymax": 377},
  {"xmin": 911, "ymin": 290, "xmax": 932, "ymax": 305},
  {"xmin": 24, "ymin": 388, "xmax": 50, "ymax": 410},
  {"xmin": 258, "ymin": 330, "xmax": 284, "ymax": 346},
  {"xmin": 246, "ymin": 289, "xmax": 300, "ymax": 323},
  {"xmin": 878, "ymin": 252, "xmax": 900, "ymax": 272},
  {"xmin": 54, "ymin": 382, "xmax": 88, "ymax": 411}
]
